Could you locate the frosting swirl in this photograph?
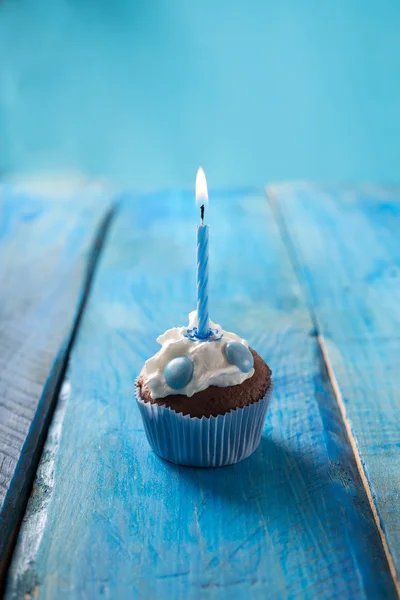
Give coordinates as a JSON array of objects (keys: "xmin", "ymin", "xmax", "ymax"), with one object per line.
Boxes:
[{"xmin": 143, "ymin": 311, "xmax": 255, "ymax": 399}]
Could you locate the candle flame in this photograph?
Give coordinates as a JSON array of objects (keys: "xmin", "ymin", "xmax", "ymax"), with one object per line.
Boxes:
[{"xmin": 195, "ymin": 167, "xmax": 208, "ymax": 205}]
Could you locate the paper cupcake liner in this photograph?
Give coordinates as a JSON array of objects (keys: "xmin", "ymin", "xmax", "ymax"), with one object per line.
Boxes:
[{"xmin": 135, "ymin": 381, "xmax": 272, "ymax": 467}]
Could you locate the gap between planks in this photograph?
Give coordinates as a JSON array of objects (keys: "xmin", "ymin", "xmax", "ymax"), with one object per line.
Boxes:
[
  {"xmin": 265, "ymin": 184, "xmax": 400, "ymax": 598},
  {"xmin": 0, "ymin": 202, "xmax": 118, "ymax": 592},
  {"xmin": 318, "ymin": 335, "xmax": 400, "ymax": 596}
]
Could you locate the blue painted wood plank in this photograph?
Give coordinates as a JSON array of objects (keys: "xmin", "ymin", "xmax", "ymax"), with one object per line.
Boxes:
[
  {"xmin": 269, "ymin": 182, "xmax": 400, "ymax": 588},
  {"xmin": 5, "ymin": 189, "xmax": 396, "ymax": 599},
  {"xmin": 0, "ymin": 180, "xmax": 113, "ymax": 577}
]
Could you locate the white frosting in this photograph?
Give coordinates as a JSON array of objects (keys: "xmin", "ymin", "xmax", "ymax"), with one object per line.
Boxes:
[{"xmin": 143, "ymin": 311, "xmax": 255, "ymax": 399}]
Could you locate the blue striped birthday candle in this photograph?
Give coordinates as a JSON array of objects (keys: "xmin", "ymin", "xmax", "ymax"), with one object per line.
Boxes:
[{"xmin": 196, "ymin": 168, "xmax": 210, "ymax": 338}]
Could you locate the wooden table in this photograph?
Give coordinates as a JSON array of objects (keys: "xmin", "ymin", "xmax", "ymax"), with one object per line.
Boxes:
[{"xmin": 1, "ymin": 182, "xmax": 399, "ymax": 599}]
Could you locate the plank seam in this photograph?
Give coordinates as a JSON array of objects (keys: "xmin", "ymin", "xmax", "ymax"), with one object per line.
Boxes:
[
  {"xmin": 0, "ymin": 200, "xmax": 119, "ymax": 592},
  {"xmin": 318, "ymin": 335, "xmax": 400, "ymax": 596},
  {"xmin": 265, "ymin": 185, "xmax": 320, "ymax": 335},
  {"xmin": 265, "ymin": 184, "xmax": 400, "ymax": 598}
]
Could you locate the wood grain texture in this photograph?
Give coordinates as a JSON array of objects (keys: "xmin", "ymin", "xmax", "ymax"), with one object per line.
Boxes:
[
  {"xmin": 5, "ymin": 189, "xmax": 396, "ymax": 599},
  {"xmin": 268, "ymin": 182, "xmax": 400, "ymax": 585},
  {"xmin": 0, "ymin": 182, "xmax": 113, "ymax": 575}
]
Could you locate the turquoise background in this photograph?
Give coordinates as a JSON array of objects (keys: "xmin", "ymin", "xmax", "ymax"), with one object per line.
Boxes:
[{"xmin": 0, "ymin": 0, "xmax": 399, "ymax": 187}]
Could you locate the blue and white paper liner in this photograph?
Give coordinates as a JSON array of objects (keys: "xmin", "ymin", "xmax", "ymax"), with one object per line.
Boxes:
[{"xmin": 135, "ymin": 381, "xmax": 272, "ymax": 467}]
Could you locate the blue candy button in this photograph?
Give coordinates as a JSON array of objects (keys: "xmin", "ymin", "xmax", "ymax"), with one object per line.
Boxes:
[
  {"xmin": 164, "ymin": 356, "xmax": 194, "ymax": 390},
  {"xmin": 224, "ymin": 341, "xmax": 254, "ymax": 373}
]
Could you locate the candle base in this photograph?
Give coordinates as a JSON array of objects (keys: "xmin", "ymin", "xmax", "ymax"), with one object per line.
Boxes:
[{"xmin": 184, "ymin": 327, "xmax": 223, "ymax": 342}]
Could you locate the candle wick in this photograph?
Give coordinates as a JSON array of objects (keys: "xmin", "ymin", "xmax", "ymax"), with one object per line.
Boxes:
[{"xmin": 200, "ymin": 204, "xmax": 205, "ymax": 225}]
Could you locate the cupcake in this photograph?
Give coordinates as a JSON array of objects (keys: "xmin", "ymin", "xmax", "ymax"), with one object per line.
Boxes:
[{"xmin": 135, "ymin": 311, "xmax": 272, "ymax": 467}]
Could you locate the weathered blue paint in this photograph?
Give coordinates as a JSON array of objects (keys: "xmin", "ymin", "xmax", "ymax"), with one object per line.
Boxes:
[
  {"xmin": 5, "ymin": 190, "xmax": 396, "ymax": 599},
  {"xmin": 269, "ymin": 182, "xmax": 400, "ymax": 584},
  {"xmin": 0, "ymin": 181, "xmax": 113, "ymax": 578}
]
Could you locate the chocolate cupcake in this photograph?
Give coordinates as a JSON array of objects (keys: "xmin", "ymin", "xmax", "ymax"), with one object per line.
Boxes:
[{"xmin": 135, "ymin": 311, "xmax": 272, "ymax": 467}]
